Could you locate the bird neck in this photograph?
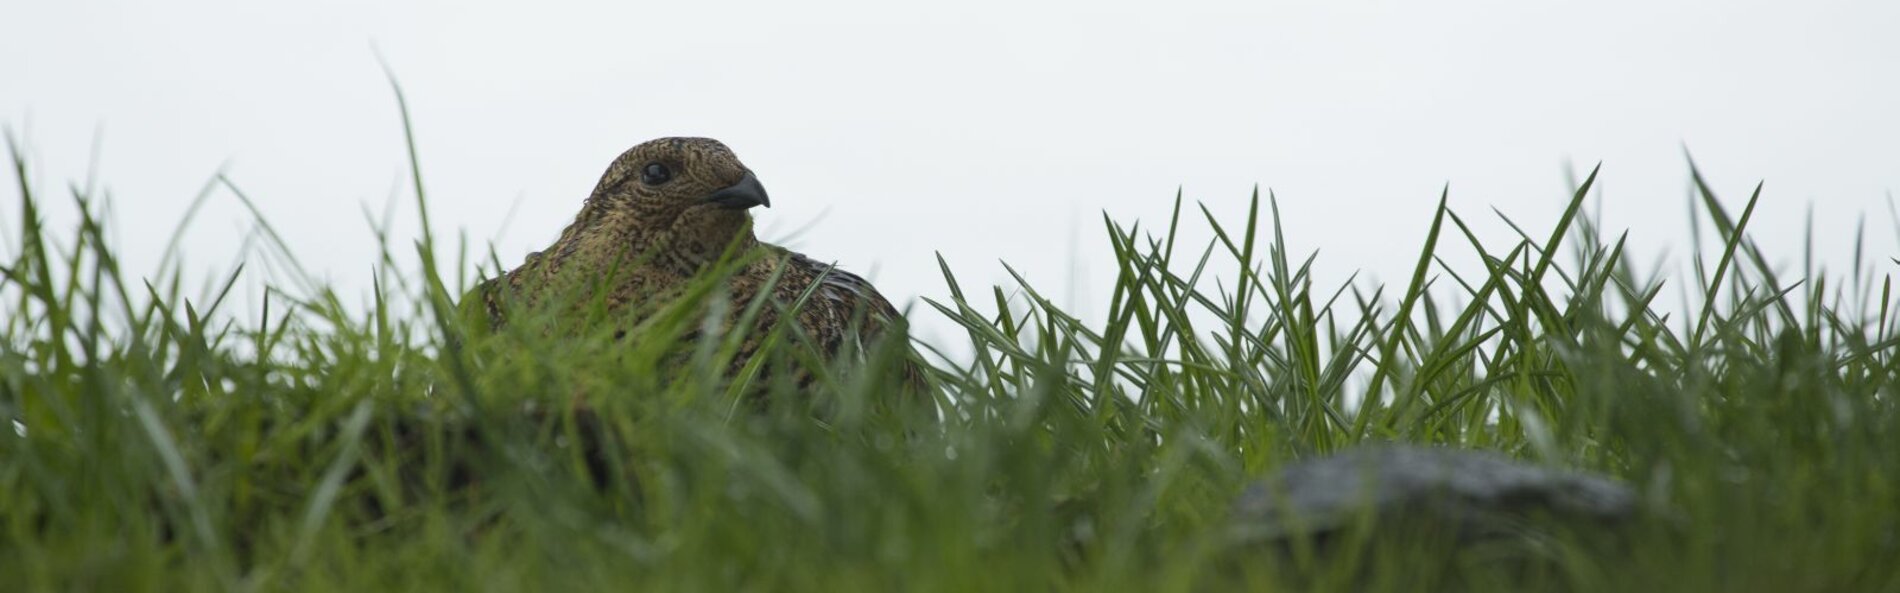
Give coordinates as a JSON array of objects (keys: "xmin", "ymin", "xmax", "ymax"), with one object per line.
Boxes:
[
  {"xmin": 557, "ymin": 203, "xmax": 761, "ymax": 275},
  {"xmin": 670, "ymin": 213, "xmax": 761, "ymax": 269}
]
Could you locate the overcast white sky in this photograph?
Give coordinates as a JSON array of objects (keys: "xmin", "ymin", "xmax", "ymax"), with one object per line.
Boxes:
[{"xmin": 5, "ymin": 1, "xmax": 1898, "ymax": 344}]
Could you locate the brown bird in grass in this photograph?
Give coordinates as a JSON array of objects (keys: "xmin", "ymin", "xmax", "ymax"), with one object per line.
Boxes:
[{"xmin": 467, "ymin": 137, "xmax": 922, "ymax": 391}]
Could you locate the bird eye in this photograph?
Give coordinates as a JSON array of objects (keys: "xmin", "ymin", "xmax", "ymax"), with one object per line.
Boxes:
[{"xmin": 640, "ymin": 162, "xmax": 673, "ymax": 186}]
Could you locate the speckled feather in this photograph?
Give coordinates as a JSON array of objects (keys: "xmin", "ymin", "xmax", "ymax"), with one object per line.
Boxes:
[{"xmin": 469, "ymin": 137, "xmax": 919, "ymax": 390}]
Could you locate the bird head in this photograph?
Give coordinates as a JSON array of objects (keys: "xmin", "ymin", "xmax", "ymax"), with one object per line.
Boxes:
[{"xmin": 585, "ymin": 137, "xmax": 771, "ymax": 261}]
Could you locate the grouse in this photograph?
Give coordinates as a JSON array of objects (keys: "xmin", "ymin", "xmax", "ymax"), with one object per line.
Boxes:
[{"xmin": 467, "ymin": 137, "xmax": 922, "ymax": 392}]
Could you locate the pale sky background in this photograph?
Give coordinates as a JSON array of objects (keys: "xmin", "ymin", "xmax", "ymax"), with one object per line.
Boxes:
[{"xmin": 5, "ymin": 1, "xmax": 1898, "ymax": 346}]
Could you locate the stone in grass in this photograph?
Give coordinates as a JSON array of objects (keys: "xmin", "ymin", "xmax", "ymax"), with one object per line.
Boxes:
[{"xmin": 1230, "ymin": 445, "xmax": 1638, "ymax": 545}]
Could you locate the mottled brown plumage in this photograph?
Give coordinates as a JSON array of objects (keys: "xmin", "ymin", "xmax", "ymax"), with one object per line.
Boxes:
[{"xmin": 469, "ymin": 137, "xmax": 920, "ymax": 391}]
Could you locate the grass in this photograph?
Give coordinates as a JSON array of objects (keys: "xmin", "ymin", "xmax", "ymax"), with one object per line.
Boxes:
[{"xmin": 2, "ymin": 109, "xmax": 1897, "ymax": 591}]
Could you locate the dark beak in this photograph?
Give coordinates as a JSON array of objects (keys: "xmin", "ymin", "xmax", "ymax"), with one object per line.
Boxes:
[{"xmin": 705, "ymin": 171, "xmax": 771, "ymax": 210}]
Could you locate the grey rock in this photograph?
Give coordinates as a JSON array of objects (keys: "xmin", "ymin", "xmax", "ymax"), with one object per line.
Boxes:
[{"xmin": 1231, "ymin": 445, "xmax": 1638, "ymax": 543}]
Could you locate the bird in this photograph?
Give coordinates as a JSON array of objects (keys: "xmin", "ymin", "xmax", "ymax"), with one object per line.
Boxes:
[{"xmin": 464, "ymin": 137, "xmax": 924, "ymax": 394}]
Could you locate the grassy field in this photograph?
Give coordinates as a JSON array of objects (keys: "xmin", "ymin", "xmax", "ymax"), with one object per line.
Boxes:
[{"xmin": 3, "ymin": 115, "xmax": 1897, "ymax": 592}]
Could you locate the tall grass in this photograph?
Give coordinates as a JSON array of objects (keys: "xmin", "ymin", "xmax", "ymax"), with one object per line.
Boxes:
[{"xmin": 2, "ymin": 114, "xmax": 1896, "ymax": 591}]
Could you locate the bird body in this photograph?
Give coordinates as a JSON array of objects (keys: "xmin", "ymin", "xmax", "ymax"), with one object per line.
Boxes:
[{"xmin": 468, "ymin": 137, "xmax": 917, "ymax": 390}]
